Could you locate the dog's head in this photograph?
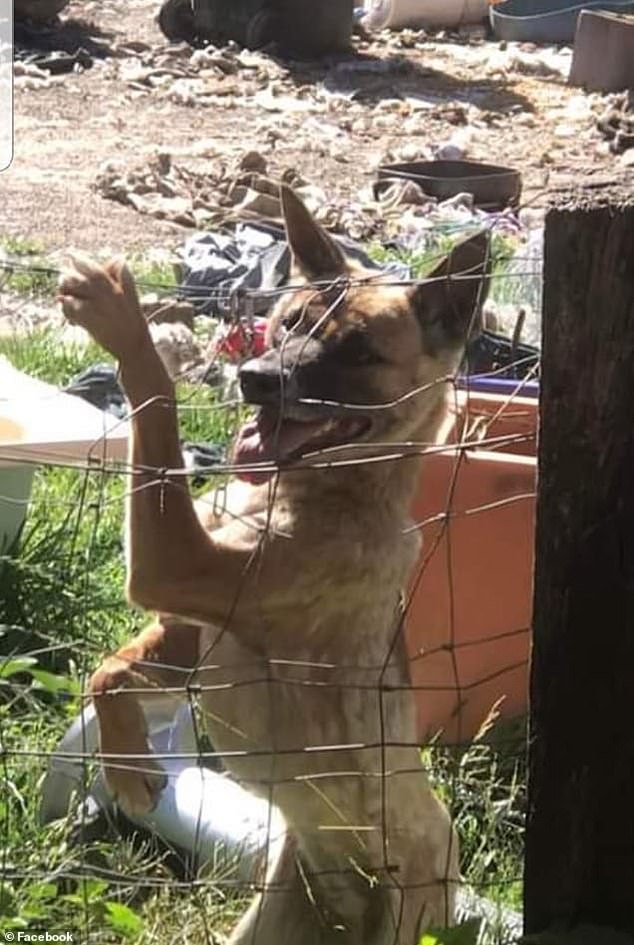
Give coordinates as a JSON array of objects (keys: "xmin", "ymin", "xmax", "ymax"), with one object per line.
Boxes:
[{"xmin": 234, "ymin": 186, "xmax": 490, "ymax": 484}]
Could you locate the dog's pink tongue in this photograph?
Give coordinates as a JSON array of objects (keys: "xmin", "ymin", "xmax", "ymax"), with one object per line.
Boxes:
[{"xmin": 233, "ymin": 409, "xmax": 324, "ymax": 484}]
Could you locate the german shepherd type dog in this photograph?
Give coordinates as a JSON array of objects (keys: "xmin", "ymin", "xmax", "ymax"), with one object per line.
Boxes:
[{"xmin": 58, "ymin": 188, "xmax": 490, "ymax": 944}]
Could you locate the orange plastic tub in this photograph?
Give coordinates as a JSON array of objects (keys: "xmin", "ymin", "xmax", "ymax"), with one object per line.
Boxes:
[{"xmin": 407, "ymin": 390, "xmax": 537, "ymax": 744}]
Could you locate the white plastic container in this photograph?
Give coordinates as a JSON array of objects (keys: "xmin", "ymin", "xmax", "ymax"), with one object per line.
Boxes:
[
  {"xmin": 363, "ymin": 0, "xmax": 489, "ymax": 30},
  {"xmin": 0, "ymin": 357, "xmax": 128, "ymax": 550}
]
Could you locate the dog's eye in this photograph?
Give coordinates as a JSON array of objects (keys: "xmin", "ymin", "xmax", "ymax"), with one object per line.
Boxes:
[{"xmin": 334, "ymin": 331, "xmax": 383, "ymax": 367}]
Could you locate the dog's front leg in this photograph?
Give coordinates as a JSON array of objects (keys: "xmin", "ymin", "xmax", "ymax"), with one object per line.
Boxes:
[
  {"xmin": 59, "ymin": 257, "xmax": 256, "ymax": 622},
  {"xmin": 90, "ymin": 617, "xmax": 201, "ymax": 816}
]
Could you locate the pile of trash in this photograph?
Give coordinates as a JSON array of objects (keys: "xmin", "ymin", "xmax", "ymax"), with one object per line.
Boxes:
[
  {"xmin": 94, "ymin": 147, "xmax": 525, "ymax": 245},
  {"xmin": 179, "ymin": 219, "xmax": 407, "ymax": 317},
  {"xmin": 94, "ymin": 151, "xmax": 335, "ymax": 232}
]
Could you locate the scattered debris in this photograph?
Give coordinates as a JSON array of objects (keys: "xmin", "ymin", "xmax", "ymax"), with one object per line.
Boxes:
[
  {"xmin": 13, "ymin": 59, "xmax": 51, "ymax": 80},
  {"xmin": 6, "ymin": 0, "xmax": 632, "ymax": 359},
  {"xmin": 94, "ymin": 152, "xmax": 332, "ymax": 231},
  {"xmin": 94, "ymin": 150, "xmax": 388, "ymax": 239},
  {"xmin": 148, "ymin": 321, "xmax": 203, "ymax": 380},
  {"xmin": 140, "ymin": 293, "xmax": 195, "ymax": 328},
  {"xmin": 178, "ymin": 220, "xmax": 406, "ymax": 317},
  {"xmin": 597, "ymin": 91, "xmax": 634, "ymax": 155},
  {"xmin": 23, "ymin": 48, "xmax": 93, "ymax": 74}
]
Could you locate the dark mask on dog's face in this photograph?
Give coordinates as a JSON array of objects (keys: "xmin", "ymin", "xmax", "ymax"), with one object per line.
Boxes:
[{"xmin": 234, "ymin": 187, "xmax": 491, "ymax": 484}]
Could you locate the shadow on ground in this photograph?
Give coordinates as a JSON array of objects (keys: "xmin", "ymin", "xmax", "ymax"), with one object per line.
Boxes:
[
  {"xmin": 14, "ymin": 16, "xmax": 118, "ymax": 60},
  {"xmin": 282, "ymin": 50, "xmax": 535, "ymax": 115}
]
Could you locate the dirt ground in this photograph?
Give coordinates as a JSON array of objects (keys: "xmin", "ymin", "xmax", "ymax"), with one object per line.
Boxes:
[{"xmin": 1, "ymin": 0, "xmax": 629, "ymax": 258}]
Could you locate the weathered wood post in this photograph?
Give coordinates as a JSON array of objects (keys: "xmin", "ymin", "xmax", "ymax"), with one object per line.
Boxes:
[{"xmin": 524, "ymin": 188, "xmax": 634, "ymax": 935}]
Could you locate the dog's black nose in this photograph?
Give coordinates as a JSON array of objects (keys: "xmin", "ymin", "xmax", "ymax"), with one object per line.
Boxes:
[
  {"xmin": 239, "ymin": 355, "xmax": 289, "ymax": 405},
  {"xmin": 239, "ymin": 337, "xmax": 324, "ymax": 405}
]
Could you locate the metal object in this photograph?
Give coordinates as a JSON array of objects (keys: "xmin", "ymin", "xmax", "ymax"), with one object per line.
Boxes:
[
  {"xmin": 490, "ymin": 0, "xmax": 634, "ymax": 45},
  {"xmin": 375, "ymin": 160, "xmax": 522, "ymax": 211},
  {"xmin": 569, "ymin": 11, "xmax": 634, "ymax": 93}
]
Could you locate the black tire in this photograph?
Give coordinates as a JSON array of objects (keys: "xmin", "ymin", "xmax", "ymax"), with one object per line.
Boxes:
[{"xmin": 158, "ymin": 0, "xmax": 197, "ymax": 42}]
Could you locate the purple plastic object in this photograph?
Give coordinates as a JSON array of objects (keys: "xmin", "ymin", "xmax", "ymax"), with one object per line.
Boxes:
[{"xmin": 458, "ymin": 376, "xmax": 539, "ymax": 398}]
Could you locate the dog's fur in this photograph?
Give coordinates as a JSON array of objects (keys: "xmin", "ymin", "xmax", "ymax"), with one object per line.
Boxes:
[{"xmin": 59, "ymin": 189, "xmax": 490, "ymax": 945}]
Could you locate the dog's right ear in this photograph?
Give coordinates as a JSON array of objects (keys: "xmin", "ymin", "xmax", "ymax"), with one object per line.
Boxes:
[
  {"xmin": 280, "ymin": 185, "xmax": 347, "ymax": 282},
  {"xmin": 409, "ymin": 230, "xmax": 491, "ymax": 348}
]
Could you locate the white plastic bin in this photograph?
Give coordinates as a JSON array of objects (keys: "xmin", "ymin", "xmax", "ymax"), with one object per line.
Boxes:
[
  {"xmin": 0, "ymin": 357, "xmax": 128, "ymax": 550},
  {"xmin": 364, "ymin": 0, "xmax": 489, "ymax": 30}
]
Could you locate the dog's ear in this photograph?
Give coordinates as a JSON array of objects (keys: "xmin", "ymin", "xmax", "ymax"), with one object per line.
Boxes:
[
  {"xmin": 281, "ymin": 185, "xmax": 347, "ymax": 282},
  {"xmin": 410, "ymin": 230, "xmax": 492, "ymax": 347}
]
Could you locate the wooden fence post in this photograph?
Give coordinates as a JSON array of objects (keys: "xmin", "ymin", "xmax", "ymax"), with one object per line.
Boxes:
[{"xmin": 524, "ymin": 191, "xmax": 634, "ymax": 935}]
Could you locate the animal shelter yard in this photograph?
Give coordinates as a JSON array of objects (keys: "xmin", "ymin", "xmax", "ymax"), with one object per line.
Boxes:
[{"xmin": 1, "ymin": 2, "xmax": 633, "ymax": 944}]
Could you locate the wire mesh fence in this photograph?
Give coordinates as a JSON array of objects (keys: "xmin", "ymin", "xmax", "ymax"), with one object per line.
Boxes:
[{"xmin": 0, "ymin": 226, "xmax": 539, "ymax": 945}]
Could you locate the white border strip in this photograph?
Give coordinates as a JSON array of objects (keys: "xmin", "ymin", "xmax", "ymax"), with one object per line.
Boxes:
[{"xmin": 0, "ymin": 1, "xmax": 13, "ymax": 172}]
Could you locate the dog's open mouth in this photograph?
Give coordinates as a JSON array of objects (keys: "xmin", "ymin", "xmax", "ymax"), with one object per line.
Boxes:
[{"xmin": 233, "ymin": 405, "xmax": 371, "ymax": 484}]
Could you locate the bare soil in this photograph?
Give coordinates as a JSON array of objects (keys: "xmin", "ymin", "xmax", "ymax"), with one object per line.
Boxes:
[{"xmin": 1, "ymin": 0, "xmax": 627, "ymax": 258}]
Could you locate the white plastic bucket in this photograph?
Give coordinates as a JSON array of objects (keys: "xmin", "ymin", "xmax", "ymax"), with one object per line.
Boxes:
[{"xmin": 364, "ymin": 0, "xmax": 489, "ymax": 29}]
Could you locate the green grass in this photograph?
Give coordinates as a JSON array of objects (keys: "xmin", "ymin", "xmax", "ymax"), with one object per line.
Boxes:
[
  {"xmin": 0, "ymin": 238, "xmax": 180, "ymax": 301},
  {"xmin": 428, "ymin": 725, "xmax": 526, "ymax": 924},
  {"xmin": 366, "ymin": 230, "xmax": 520, "ymax": 306},
  {"xmin": 0, "ymin": 324, "xmax": 525, "ymax": 942},
  {"xmin": 0, "ymin": 237, "xmax": 58, "ymax": 298},
  {"xmin": 126, "ymin": 254, "xmax": 180, "ymax": 296}
]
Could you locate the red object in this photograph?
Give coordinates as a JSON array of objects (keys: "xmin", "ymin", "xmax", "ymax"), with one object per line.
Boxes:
[{"xmin": 215, "ymin": 319, "xmax": 268, "ymax": 362}]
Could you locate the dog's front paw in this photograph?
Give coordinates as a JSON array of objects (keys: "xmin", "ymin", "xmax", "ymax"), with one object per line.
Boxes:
[
  {"xmin": 58, "ymin": 255, "xmax": 150, "ymax": 362},
  {"xmin": 102, "ymin": 747, "xmax": 168, "ymax": 819}
]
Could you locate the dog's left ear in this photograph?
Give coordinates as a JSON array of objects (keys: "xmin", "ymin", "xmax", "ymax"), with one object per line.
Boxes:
[
  {"xmin": 410, "ymin": 230, "xmax": 492, "ymax": 345},
  {"xmin": 280, "ymin": 185, "xmax": 347, "ymax": 282}
]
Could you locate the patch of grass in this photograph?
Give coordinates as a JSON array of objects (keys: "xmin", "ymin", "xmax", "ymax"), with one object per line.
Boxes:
[
  {"xmin": 0, "ymin": 236, "xmax": 58, "ymax": 298},
  {"xmin": 0, "ymin": 703, "xmax": 246, "ymax": 941},
  {"xmin": 425, "ymin": 716, "xmax": 526, "ymax": 942},
  {"xmin": 0, "ymin": 236, "xmax": 181, "ymax": 302},
  {"xmin": 0, "ymin": 236, "xmax": 47, "ymax": 257},
  {"xmin": 366, "ymin": 230, "xmax": 518, "ymax": 301},
  {"xmin": 127, "ymin": 254, "xmax": 179, "ymax": 296},
  {"xmin": 0, "ymin": 327, "xmax": 106, "ymax": 385}
]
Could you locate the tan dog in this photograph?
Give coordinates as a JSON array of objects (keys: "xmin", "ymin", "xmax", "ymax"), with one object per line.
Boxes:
[{"xmin": 59, "ymin": 188, "xmax": 490, "ymax": 945}]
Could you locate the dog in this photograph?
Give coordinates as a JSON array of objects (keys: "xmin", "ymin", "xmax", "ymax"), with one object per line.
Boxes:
[{"xmin": 58, "ymin": 187, "xmax": 490, "ymax": 944}]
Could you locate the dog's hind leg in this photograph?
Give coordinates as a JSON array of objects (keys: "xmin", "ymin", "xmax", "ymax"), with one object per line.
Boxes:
[
  {"xmin": 229, "ymin": 834, "xmax": 338, "ymax": 945},
  {"xmin": 90, "ymin": 617, "xmax": 200, "ymax": 818}
]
